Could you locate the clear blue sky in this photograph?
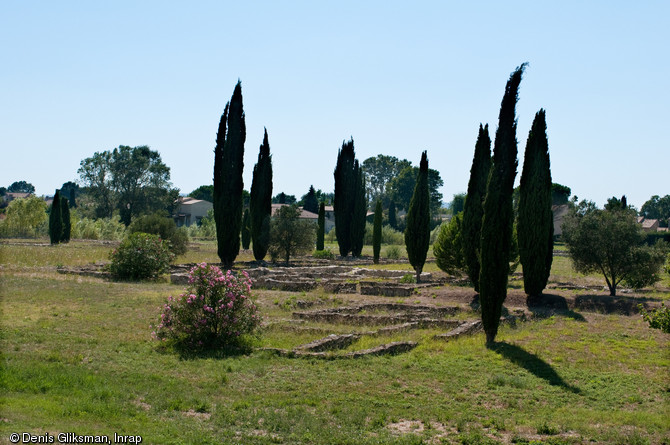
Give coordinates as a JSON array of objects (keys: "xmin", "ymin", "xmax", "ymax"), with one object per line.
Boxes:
[{"xmin": 2, "ymin": 1, "xmax": 668, "ymax": 209}]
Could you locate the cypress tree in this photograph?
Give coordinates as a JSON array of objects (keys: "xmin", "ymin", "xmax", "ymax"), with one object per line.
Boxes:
[
  {"xmin": 518, "ymin": 109, "xmax": 553, "ymax": 297},
  {"xmin": 49, "ymin": 190, "xmax": 63, "ymax": 245},
  {"xmin": 388, "ymin": 201, "xmax": 397, "ymax": 230},
  {"xmin": 213, "ymin": 81, "xmax": 246, "ymax": 269},
  {"xmin": 61, "ymin": 196, "xmax": 71, "ymax": 243},
  {"xmin": 373, "ymin": 199, "xmax": 383, "ymax": 264},
  {"xmin": 316, "ymin": 202, "xmax": 325, "ymax": 251},
  {"xmin": 334, "ymin": 139, "xmax": 356, "ymax": 257},
  {"xmin": 462, "ymin": 124, "xmax": 492, "ymax": 292},
  {"xmin": 405, "ymin": 151, "xmax": 431, "ymax": 283},
  {"xmin": 351, "ymin": 162, "xmax": 367, "ymax": 257},
  {"xmin": 250, "ymin": 128, "xmax": 273, "ymax": 262},
  {"xmin": 241, "ymin": 208, "xmax": 251, "ymax": 250},
  {"xmin": 480, "ymin": 63, "xmax": 526, "ymax": 344}
]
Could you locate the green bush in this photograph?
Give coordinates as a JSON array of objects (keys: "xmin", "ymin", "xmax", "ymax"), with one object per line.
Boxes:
[
  {"xmin": 433, "ymin": 215, "xmax": 466, "ymax": 275},
  {"xmin": 128, "ymin": 213, "xmax": 188, "ymax": 256},
  {"xmin": 72, "ymin": 216, "xmax": 126, "ymax": 240},
  {"xmin": 109, "ymin": 232, "xmax": 174, "ymax": 280},
  {"xmin": 313, "ymin": 248, "xmax": 335, "ymax": 260},
  {"xmin": 399, "ymin": 273, "xmax": 415, "ymax": 284},
  {"xmin": 638, "ymin": 303, "xmax": 670, "ymax": 333},
  {"xmin": 385, "ymin": 245, "xmax": 401, "ymax": 260}
]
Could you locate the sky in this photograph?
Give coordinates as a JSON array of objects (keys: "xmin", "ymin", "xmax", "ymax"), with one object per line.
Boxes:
[{"xmin": 1, "ymin": 1, "xmax": 668, "ymax": 209}]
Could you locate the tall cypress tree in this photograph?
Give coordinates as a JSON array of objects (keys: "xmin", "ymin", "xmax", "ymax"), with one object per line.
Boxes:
[
  {"xmin": 373, "ymin": 199, "xmax": 383, "ymax": 264},
  {"xmin": 480, "ymin": 63, "xmax": 526, "ymax": 344},
  {"xmin": 518, "ymin": 109, "xmax": 553, "ymax": 297},
  {"xmin": 316, "ymin": 202, "xmax": 325, "ymax": 251},
  {"xmin": 388, "ymin": 201, "xmax": 397, "ymax": 230},
  {"xmin": 61, "ymin": 196, "xmax": 71, "ymax": 243},
  {"xmin": 49, "ymin": 190, "xmax": 63, "ymax": 245},
  {"xmin": 462, "ymin": 124, "xmax": 492, "ymax": 292},
  {"xmin": 213, "ymin": 81, "xmax": 246, "ymax": 269},
  {"xmin": 241, "ymin": 208, "xmax": 251, "ymax": 250},
  {"xmin": 334, "ymin": 139, "xmax": 356, "ymax": 257},
  {"xmin": 405, "ymin": 151, "xmax": 431, "ymax": 283},
  {"xmin": 250, "ymin": 128, "xmax": 273, "ymax": 262},
  {"xmin": 351, "ymin": 162, "xmax": 367, "ymax": 257}
]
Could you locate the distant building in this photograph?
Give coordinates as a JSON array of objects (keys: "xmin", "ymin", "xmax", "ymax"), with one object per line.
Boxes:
[
  {"xmin": 271, "ymin": 204, "xmax": 319, "ymax": 222},
  {"xmin": 173, "ymin": 197, "xmax": 213, "ymax": 227},
  {"xmin": 4, "ymin": 192, "xmax": 32, "ymax": 202},
  {"xmin": 640, "ymin": 218, "xmax": 660, "ymax": 232}
]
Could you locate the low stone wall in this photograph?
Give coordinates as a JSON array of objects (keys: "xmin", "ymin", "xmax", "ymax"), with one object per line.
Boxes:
[{"xmin": 296, "ymin": 334, "xmax": 360, "ymax": 352}]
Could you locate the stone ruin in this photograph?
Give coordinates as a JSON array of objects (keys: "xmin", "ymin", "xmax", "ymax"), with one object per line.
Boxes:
[{"xmin": 260, "ymin": 302, "xmax": 514, "ymax": 359}]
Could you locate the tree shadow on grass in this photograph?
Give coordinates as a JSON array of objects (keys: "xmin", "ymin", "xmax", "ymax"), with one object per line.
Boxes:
[
  {"xmin": 155, "ymin": 339, "xmax": 256, "ymax": 361},
  {"xmin": 527, "ymin": 293, "xmax": 586, "ymax": 322},
  {"xmin": 488, "ymin": 342, "xmax": 581, "ymax": 394}
]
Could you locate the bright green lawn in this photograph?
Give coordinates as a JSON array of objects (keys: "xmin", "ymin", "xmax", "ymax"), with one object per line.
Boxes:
[{"xmin": 1, "ymin": 240, "xmax": 669, "ymax": 444}]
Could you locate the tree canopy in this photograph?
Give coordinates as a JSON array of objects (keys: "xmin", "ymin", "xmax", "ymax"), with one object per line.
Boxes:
[
  {"xmin": 7, "ymin": 181, "xmax": 35, "ymax": 194},
  {"xmin": 387, "ymin": 165, "xmax": 443, "ymax": 215},
  {"xmin": 562, "ymin": 204, "xmax": 667, "ymax": 296}
]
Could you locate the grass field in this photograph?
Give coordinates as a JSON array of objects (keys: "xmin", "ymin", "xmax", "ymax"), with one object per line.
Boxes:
[{"xmin": 1, "ymin": 239, "xmax": 669, "ymax": 444}]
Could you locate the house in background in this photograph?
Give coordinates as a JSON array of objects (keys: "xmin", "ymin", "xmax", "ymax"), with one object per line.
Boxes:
[
  {"xmin": 271, "ymin": 204, "xmax": 320, "ymax": 224},
  {"xmin": 173, "ymin": 197, "xmax": 213, "ymax": 227}
]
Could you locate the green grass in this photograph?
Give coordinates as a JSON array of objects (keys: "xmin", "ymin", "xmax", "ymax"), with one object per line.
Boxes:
[{"xmin": 1, "ymin": 240, "xmax": 669, "ymax": 444}]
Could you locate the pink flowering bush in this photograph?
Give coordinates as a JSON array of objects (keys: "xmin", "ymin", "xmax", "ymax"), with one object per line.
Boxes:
[
  {"xmin": 109, "ymin": 232, "xmax": 174, "ymax": 280},
  {"xmin": 153, "ymin": 263, "xmax": 261, "ymax": 348}
]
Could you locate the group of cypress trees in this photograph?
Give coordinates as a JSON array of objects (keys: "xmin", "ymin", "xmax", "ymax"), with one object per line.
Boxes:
[
  {"xmin": 49, "ymin": 190, "xmax": 71, "ymax": 244},
  {"xmin": 213, "ymin": 81, "xmax": 246, "ymax": 270},
  {"xmin": 405, "ymin": 151, "xmax": 431, "ymax": 282},
  {"xmin": 463, "ymin": 63, "xmax": 553, "ymax": 344},
  {"xmin": 214, "ymin": 83, "xmax": 274, "ymax": 268},
  {"xmin": 333, "ymin": 139, "xmax": 367, "ymax": 257}
]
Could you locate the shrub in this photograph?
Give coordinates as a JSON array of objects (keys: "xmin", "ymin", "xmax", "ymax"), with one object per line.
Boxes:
[
  {"xmin": 153, "ymin": 263, "xmax": 262, "ymax": 348},
  {"xmin": 0, "ymin": 196, "xmax": 47, "ymax": 238},
  {"xmin": 399, "ymin": 273, "xmax": 415, "ymax": 284},
  {"xmin": 313, "ymin": 248, "xmax": 334, "ymax": 260},
  {"xmin": 385, "ymin": 245, "xmax": 401, "ymax": 260},
  {"xmin": 433, "ymin": 214, "xmax": 466, "ymax": 276},
  {"xmin": 638, "ymin": 303, "xmax": 670, "ymax": 333},
  {"xmin": 109, "ymin": 232, "xmax": 174, "ymax": 280},
  {"xmin": 128, "ymin": 213, "xmax": 189, "ymax": 256}
]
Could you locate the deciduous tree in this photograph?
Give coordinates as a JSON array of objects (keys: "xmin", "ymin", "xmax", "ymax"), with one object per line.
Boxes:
[{"xmin": 268, "ymin": 205, "xmax": 316, "ymax": 265}]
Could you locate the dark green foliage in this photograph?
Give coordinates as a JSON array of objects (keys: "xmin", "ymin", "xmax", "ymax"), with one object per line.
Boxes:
[
  {"xmin": 388, "ymin": 201, "xmax": 397, "ymax": 229},
  {"xmin": 451, "ymin": 193, "xmax": 466, "ymax": 215},
  {"xmin": 373, "ymin": 200, "xmax": 382, "ymax": 264},
  {"xmin": 189, "ymin": 185, "xmax": 214, "ymax": 202},
  {"xmin": 250, "ymin": 128, "xmax": 273, "ymax": 262},
  {"xmin": 8, "ymin": 181, "xmax": 35, "ymax": 194},
  {"xmin": 387, "ymin": 165, "xmax": 444, "ymax": 215},
  {"xmin": 480, "ymin": 63, "xmax": 526, "ymax": 344},
  {"xmin": 302, "ymin": 185, "xmax": 319, "ymax": 214},
  {"xmin": 551, "ymin": 183, "xmax": 571, "ymax": 206},
  {"xmin": 605, "ymin": 195, "xmax": 630, "ymax": 211},
  {"xmin": 213, "ymin": 81, "xmax": 246, "ymax": 269},
  {"xmin": 362, "ymin": 155, "xmax": 412, "ymax": 204},
  {"xmin": 49, "ymin": 190, "xmax": 63, "ymax": 245},
  {"xmin": 562, "ymin": 206, "xmax": 668, "ymax": 296},
  {"xmin": 268, "ymin": 204, "xmax": 316, "ymax": 265},
  {"xmin": 639, "ymin": 303, "xmax": 670, "ymax": 333},
  {"xmin": 334, "ymin": 138, "xmax": 357, "ymax": 257},
  {"xmin": 462, "ymin": 124, "xmax": 492, "ymax": 292},
  {"xmin": 405, "ymin": 151, "xmax": 431, "ymax": 283},
  {"xmin": 272, "ymin": 192, "xmax": 296, "ymax": 204},
  {"xmin": 60, "ymin": 197, "xmax": 71, "ymax": 243},
  {"xmin": 351, "ymin": 163, "xmax": 367, "ymax": 257},
  {"xmin": 128, "ymin": 213, "xmax": 189, "ymax": 256},
  {"xmin": 109, "ymin": 232, "xmax": 174, "ymax": 280},
  {"xmin": 317, "ymin": 202, "xmax": 325, "ymax": 251},
  {"xmin": 60, "ymin": 181, "xmax": 78, "ymax": 208},
  {"xmin": 433, "ymin": 213, "xmax": 466, "ymax": 275},
  {"xmin": 641, "ymin": 195, "xmax": 670, "ymax": 226},
  {"xmin": 241, "ymin": 208, "xmax": 251, "ymax": 250},
  {"xmin": 518, "ymin": 109, "xmax": 553, "ymax": 297}
]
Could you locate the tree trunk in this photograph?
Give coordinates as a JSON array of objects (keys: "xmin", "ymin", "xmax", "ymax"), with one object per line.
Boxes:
[{"xmin": 415, "ymin": 268, "xmax": 421, "ymax": 284}]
